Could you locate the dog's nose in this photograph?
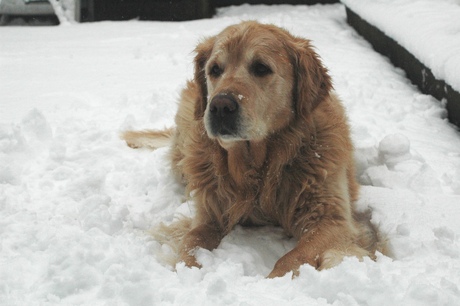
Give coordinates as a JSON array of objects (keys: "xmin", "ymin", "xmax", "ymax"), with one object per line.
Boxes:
[
  {"xmin": 208, "ymin": 94, "xmax": 239, "ymax": 137},
  {"xmin": 209, "ymin": 94, "xmax": 238, "ymax": 117}
]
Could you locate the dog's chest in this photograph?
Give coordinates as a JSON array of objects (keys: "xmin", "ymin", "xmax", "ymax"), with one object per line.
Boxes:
[{"xmin": 233, "ymin": 163, "xmax": 321, "ymax": 235}]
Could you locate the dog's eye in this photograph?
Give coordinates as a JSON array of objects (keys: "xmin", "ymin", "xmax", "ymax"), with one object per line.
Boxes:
[
  {"xmin": 252, "ymin": 62, "xmax": 272, "ymax": 77},
  {"xmin": 209, "ymin": 64, "xmax": 223, "ymax": 77}
]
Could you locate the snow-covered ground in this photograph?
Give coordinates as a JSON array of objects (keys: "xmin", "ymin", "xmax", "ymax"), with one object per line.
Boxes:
[
  {"xmin": 1, "ymin": 4, "xmax": 460, "ymax": 305},
  {"xmin": 342, "ymin": 0, "xmax": 460, "ymax": 92}
]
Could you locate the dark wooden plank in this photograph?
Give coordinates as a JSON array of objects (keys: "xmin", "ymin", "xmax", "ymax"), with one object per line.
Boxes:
[{"xmin": 345, "ymin": 7, "xmax": 460, "ymax": 128}]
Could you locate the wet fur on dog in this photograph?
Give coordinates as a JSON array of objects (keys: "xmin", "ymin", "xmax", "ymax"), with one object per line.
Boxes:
[{"xmin": 122, "ymin": 21, "xmax": 383, "ymax": 278}]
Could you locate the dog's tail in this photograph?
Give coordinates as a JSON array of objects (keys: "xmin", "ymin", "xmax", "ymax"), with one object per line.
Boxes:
[{"xmin": 121, "ymin": 128, "xmax": 175, "ymax": 150}]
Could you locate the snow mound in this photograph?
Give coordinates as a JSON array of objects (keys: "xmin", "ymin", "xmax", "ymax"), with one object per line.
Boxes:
[{"xmin": 358, "ymin": 133, "xmax": 442, "ymax": 194}]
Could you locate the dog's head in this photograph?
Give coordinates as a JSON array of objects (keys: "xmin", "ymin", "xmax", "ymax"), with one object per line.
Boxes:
[{"xmin": 193, "ymin": 21, "xmax": 332, "ymax": 146}]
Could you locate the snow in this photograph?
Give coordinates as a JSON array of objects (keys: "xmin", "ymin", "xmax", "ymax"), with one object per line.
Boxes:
[
  {"xmin": 1, "ymin": 3, "xmax": 460, "ymax": 305},
  {"xmin": 342, "ymin": 0, "xmax": 460, "ymax": 93},
  {"xmin": 47, "ymin": 0, "xmax": 76, "ymax": 24}
]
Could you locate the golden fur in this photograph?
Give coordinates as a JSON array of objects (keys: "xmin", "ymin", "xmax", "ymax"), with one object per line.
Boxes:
[{"xmin": 122, "ymin": 21, "xmax": 381, "ymax": 278}]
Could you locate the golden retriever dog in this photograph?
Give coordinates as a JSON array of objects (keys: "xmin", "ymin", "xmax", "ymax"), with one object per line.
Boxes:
[{"xmin": 122, "ymin": 21, "xmax": 381, "ymax": 278}]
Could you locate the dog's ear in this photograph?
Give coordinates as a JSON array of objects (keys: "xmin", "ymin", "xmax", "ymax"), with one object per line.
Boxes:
[
  {"xmin": 288, "ymin": 38, "xmax": 332, "ymax": 119},
  {"xmin": 193, "ymin": 36, "xmax": 216, "ymax": 120}
]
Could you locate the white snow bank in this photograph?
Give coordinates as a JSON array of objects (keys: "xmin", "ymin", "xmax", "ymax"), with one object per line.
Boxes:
[
  {"xmin": 1, "ymin": 4, "xmax": 460, "ymax": 305},
  {"xmin": 342, "ymin": 0, "xmax": 460, "ymax": 92},
  {"xmin": 48, "ymin": 0, "xmax": 76, "ymax": 24}
]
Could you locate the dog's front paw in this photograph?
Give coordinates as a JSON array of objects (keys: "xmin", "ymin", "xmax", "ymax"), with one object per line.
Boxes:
[
  {"xmin": 267, "ymin": 263, "xmax": 298, "ymax": 278},
  {"xmin": 267, "ymin": 251, "xmax": 313, "ymax": 278},
  {"xmin": 180, "ymin": 248, "xmax": 202, "ymax": 269},
  {"xmin": 318, "ymin": 246, "xmax": 369, "ymax": 270}
]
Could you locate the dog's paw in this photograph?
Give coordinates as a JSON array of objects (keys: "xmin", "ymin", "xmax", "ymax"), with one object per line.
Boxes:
[{"xmin": 318, "ymin": 246, "xmax": 369, "ymax": 270}]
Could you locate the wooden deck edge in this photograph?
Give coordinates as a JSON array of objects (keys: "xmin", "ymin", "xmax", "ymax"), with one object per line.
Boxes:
[{"xmin": 345, "ymin": 7, "xmax": 460, "ymax": 128}]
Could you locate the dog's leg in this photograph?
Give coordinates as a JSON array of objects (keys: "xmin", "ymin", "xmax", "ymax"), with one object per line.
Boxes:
[
  {"xmin": 267, "ymin": 222, "xmax": 369, "ymax": 278},
  {"xmin": 179, "ymin": 223, "xmax": 223, "ymax": 268}
]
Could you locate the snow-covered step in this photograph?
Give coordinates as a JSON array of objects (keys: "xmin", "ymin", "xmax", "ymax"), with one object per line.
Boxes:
[{"xmin": 343, "ymin": 0, "xmax": 460, "ymax": 128}]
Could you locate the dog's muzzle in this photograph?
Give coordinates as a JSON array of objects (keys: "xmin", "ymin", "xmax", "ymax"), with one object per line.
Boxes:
[{"xmin": 207, "ymin": 93, "xmax": 240, "ymax": 138}]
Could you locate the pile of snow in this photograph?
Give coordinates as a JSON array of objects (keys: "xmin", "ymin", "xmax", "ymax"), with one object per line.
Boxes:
[
  {"xmin": 1, "ymin": 4, "xmax": 460, "ymax": 305},
  {"xmin": 342, "ymin": 0, "xmax": 460, "ymax": 92},
  {"xmin": 48, "ymin": 0, "xmax": 76, "ymax": 24}
]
